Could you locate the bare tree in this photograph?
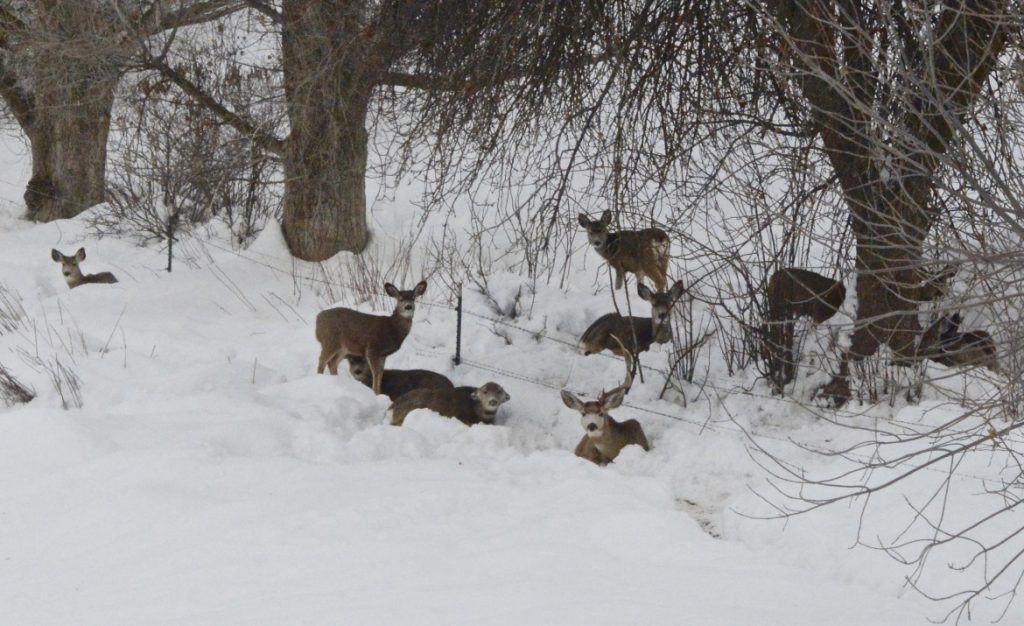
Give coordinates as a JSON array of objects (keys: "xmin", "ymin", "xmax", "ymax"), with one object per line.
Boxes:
[
  {"xmin": 144, "ymin": 0, "xmax": 517, "ymax": 261},
  {"xmin": 0, "ymin": 1, "xmax": 244, "ymax": 222}
]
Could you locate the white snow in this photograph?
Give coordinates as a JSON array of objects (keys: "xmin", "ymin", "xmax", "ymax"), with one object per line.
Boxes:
[{"xmin": 0, "ymin": 151, "xmax": 1015, "ymax": 623}]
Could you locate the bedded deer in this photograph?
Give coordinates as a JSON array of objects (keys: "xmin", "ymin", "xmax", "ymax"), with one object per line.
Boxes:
[
  {"xmin": 386, "ymin": 382, "xmax": 511, "ymax": 427},
  {"xmin": 561, "ymin": 352, "xmax": 649, "ymax": 466},
  {"xmin": 51, "ymin": 248, "xmax": 118, "ymax": 289},
  {"xmin": 346, "ymin": 356, "xmax": 455, "ymax": 401},
  {"xmin": 315, "ymin": 280, "xmax": 427, "ymax": 394},
  {"xmin": 918, "ymin": 313, "xmax": 1001, "ymax": 374},
  {"xmin": 577, "ymin": 210, "xmax": 670, "ymax": 291},
  {"xmin": 578, "ymin": 280, "xmax": 685, "ymax": 368}
]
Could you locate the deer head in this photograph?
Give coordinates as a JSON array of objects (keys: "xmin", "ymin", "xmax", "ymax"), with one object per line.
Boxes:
[{"xmin": 637, "ymin": 279, "xmax": 685, "ymax": 343}]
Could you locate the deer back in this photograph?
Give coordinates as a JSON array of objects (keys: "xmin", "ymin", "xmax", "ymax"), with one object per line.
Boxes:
[
  {"xmin": 316, "ymin": 307, "xmax": 411, "ymax": 359},
  {"xmin": 347, "ymin": 358, "xmax": 454, "ymax": 401},
  {"xmin": 603, "ymin": 229, "xmax": 670, "ymax": 275},
  {"xmin": 766, "ymin": 268, "xmax": 845, "ymax": 323},
  {"xmin": 578, "ymin": 314, "xmax": 655, "ymax": 356}
]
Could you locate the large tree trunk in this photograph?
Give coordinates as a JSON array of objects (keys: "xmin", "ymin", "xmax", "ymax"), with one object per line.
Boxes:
[
  {"xmin": 765, "ymin": 0, "xmax": 1008, "ymax": 406},
  {"xmin": 23, "ymin": 74, "xmax": 117, "ymax": 221},
  {"xmin": 280, "ymin": 0, "xmax": 373, "ymax": 262}
]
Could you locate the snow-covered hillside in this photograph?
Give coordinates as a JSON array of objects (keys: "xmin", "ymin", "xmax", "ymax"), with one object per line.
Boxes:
[{"xmin": 0, "ymin": 160, "xmax": 1013, "ymax": 623}]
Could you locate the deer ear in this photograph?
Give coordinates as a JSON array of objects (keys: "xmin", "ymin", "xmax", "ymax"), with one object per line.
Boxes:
[
  {"xmin": 599, "ymin": 210, "xmax": 612, "ymax": 226},
  {"xmin": 50, "ymin": 249, "xmax": 61, "ymax": 262},
  {"xmin": 637, "ymin": 282, "xmax": 654, "ymax": 301},
  {"xmin": 501, "ymin": 389, "xmax": 511, "ymax": 402},
  {"xmin": 561, "ymin": 390, "xmax": 582, "ymax": 411},
  {"xmin": 384, "ymin": 283, "xmax": 400, "ymax": 298},
  {"xmin": 75, "ymin": 248, "xmax": 86, "ymax": 261},
  {"xmin": 577, "ymin": 214, "xmax": 590, "ymax": 228},
  {"xmin": 413, "ymin": 280, "xmax": 427, "ymax": 297},
  {"xmin": 669, "ymin": 280, "xmax": 686, "ymax": 300},
  {"xmin": 470, "ymin": 389, "xmax": 480, "ymax": 401},
  {"xmin": 602, "ymin": 387, "xmax": 625, "ymax": 410}
]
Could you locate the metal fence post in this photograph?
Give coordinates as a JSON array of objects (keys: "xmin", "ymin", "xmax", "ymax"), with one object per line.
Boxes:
[{"xmin": 454, "ymin": 282, "xmax": 463, "ymax": 366}]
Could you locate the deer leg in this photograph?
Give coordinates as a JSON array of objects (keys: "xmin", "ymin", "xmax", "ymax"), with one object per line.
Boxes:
[
  {"xmin": 614, "ymin": 268, "xmax": 625, "ymax": 290},
  {"xmin": 317, "ymin": 348, "xmax": 336, "ymax": 375},
  {"xmin": 367, "ymin": 351, "xmax": 385, "ymax": 395}
]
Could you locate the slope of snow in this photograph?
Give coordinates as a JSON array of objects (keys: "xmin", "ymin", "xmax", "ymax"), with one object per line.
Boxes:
[{"xmin": 0, "ymin": 175, "xmax": 1012, "ymax": 623}]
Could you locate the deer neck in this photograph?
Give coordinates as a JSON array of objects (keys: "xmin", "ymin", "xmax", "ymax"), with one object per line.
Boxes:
[
  {"xmin": 591, "ymin": 416, "xmax": 624, "ymax": 457},
  {"xmin": 652, "ymin": 318, "xmax": 672, "ymax": 344},
  {"xmin": 390, "ymin": 309, "xmax": 414, "ymax": 336},
  {"xmin": 599, "ymin": 232, "xmax": 621, "ymax": 259}
]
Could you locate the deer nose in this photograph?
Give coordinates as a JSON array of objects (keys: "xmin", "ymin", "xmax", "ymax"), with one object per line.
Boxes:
[{"xmin": 586, "ymin": 423, "xmax": 598, "ymax": 432}]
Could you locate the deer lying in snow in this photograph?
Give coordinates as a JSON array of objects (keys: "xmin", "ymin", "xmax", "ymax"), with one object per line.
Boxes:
[
  {"xmin": 918, "ymin": 313, "xmax": 1001, "ymax": 375},
  {"xmin": 578, "ymin": 280, "xmax": 685, "ymax": 368},
  {"xmin": 577, "ymin": 210, "xmax": 670, "ymax": 291},
  {"xmin": 51, "ymin": 248, "xmax": 118, "ymax": 288},
  {"xmin": 315, "ymin": 280, "xmax": 427, "ymax": 394},
  {"xmin": 346, "ymin": 356, "xmax": 455, "ymax": 401},
  {"xmin": 561, "ymin": 350, "xmax": 649, "ymax": 465},
  {"xmin": 386, "ymin": 382, "xmax": 511, "ymax": 427}
]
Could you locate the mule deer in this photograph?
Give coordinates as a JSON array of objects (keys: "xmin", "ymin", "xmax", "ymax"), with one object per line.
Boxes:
[
  {"xmin": 386, "ymin": 382, "xmax": 511, "ymax": 427},
  {"xmin": 315, "ymin": 280, "xmax": 427, "ymax": 394},
  {"xmin": 578, "ymin": 280, "xmax": 685, "ymax": 369},
  {"xmin": 919, "ymin": 313, "xmax": 1001, "ymax": 374},
  {"xmin": 763, "ymin": 268, "xmax": 846, "ymax": 392},
  {"xmin": 561, "ymin": 352, "xmax": 649, "ymax": 465},
  {"xmin": 577, "ymin": 210, "xmax": 670, "ymax": 291},
  {"xmin": 346, "ymin": 356, "xmax": 455, "ymax": 401},
  {"xmin": 51, "ymin": 248, "xmax": 118, "ymax": 289}
]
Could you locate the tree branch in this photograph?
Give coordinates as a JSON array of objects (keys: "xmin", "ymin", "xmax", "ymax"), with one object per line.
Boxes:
[{"xmin": 142, "ymin": 56, "xmax": 285, "ymax": 157}]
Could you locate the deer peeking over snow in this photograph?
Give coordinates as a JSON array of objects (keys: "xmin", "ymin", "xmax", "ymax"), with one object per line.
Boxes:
[
  {"xmin": 315, "ymin": 280, "xmax": 427, "ymax": 395},
  {"xmin": 51, "ymin": 248, "xmax": 118, "ymax": 289},
  {"xmin": 577, "ymin": 210, "xmax": 670, "ymax": 291},
  {"xmin": 346, "ymin": 356, "xmax": 455, "ymax": 402},
  {"xmin": 561, "ymin": 351, "xmax": 649, "ymax": 465}
]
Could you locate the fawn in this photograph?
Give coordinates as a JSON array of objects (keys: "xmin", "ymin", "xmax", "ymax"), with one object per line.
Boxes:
[
  {"xmin": 561, "ymin": 351, "xmax": 649, "ymax": 465},
  {"xmin": 918, "ymin": 313, "xmax": 1001, "ymax": 375},
  {"xmin": 346, "ymin": 356, "xmax": 455, "ymax": 402},
  {"xmin": 578, "ymin": 280, "xmax": 685, "ymax": 365},
  {"xmin": 386, "ymin": 382, "xmax": 511, "ymax": 427},
  {"xmin": 51, "ymin": 248, "xmax": 118, "ymax": 288},
  {"xmin": 577, "ymin": 210, "xmax": 670, "ymax": 291},
  {"xmin": 315, "ymin": 280, "xmax": 427, "ymax": 394}
]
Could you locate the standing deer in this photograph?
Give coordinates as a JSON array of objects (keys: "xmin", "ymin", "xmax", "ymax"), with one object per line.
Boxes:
[
  {"xmin": 51, "ymin": 248, "xmax": 118, "ymax": 288},
  {"xmin": 346, "ymin": 356, "xmax": 455, "ymax": 401},
  {"xmin": 386, "ymin": 382, "xmax": 511, "ymax": 427},
  {"xmin": 315, "ymin": 280, "xmax": 427, "ymax": 394},
  {"xmin": 561, "ymin": 352, "xmax": 649, "ymax": 465},
  {"xmin": 577, "ymin": 210, "xmax": 670, "ymax": 291},
  {"xmin": 918, "ymin": 313, "xmax": 1001, "ymax": 375},
  {"xmin": 578, "ymin": 280, "xmax": 685, "ymax": 372},
  {"xmin": 763, "ymin": 268, "xmax": 846, "ymax": 392}
]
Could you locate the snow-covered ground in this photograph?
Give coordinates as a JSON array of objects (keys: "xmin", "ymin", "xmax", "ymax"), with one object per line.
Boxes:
[{"xmin": 0, "ymin": 139, "xmax": 1015, "ymax": 624}]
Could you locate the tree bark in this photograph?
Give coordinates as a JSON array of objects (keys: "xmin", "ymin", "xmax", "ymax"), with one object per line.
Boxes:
[
  {"xmin": 764, "ymin": 0, "xmax": 1008, "ymax": 405},
  {"xmin": 23, "ymin": 72, "xmax": 118, "ymax": 221},
  {"xmin": 280, "ymin": 0, "xmax": 373, "ymax": 261}
]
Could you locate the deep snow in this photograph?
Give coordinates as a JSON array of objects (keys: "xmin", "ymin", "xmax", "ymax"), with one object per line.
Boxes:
[{"xmin": 0, "ymin": 135, "xmax": 1015, "ymax": 624}]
